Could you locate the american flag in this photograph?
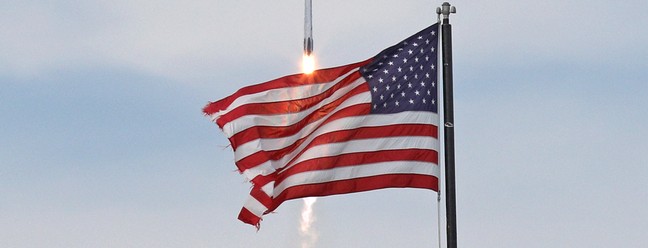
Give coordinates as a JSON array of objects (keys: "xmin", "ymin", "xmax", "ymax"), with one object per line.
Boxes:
[{"xmin": 204, "ymin": 23, "xmax": 440, "ymax": 228}]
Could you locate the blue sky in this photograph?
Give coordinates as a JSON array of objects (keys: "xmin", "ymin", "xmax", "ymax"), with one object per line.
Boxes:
[{"xmin": 2, "ymin": 1, "xmax": 647, "ymax": 247}]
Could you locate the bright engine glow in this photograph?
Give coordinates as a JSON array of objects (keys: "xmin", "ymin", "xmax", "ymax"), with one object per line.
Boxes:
[{"xmin": 302, "ymin": 54, "xmax": 315, "ymax": 74}]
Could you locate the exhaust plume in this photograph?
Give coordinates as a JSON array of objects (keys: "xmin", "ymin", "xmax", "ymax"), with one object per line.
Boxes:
[
  {"xmin": 299, "ymin": 197, "xmax": 318, "ymax": 248},
  {"xmin": 302, "ymin": 54, "xmax": 316, "ymax": 74}
]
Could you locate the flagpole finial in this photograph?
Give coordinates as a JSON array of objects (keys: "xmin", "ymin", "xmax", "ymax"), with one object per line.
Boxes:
[{"xmin": 436, "ymin": 2, "xmax": 456, "ymax": 20}]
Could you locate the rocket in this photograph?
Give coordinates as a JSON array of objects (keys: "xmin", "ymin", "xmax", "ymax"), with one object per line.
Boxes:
[
  {"xmin": 301, "ymin": 0, "xmax": 315, "ymax": 74},
  {"xmin": 304, "ymin": 0, "xmax": 313, "ymax": 56}
]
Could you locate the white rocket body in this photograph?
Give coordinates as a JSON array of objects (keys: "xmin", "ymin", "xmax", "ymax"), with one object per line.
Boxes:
[{"xmin": 304, "ymin": 0, "xmax": 313, "ymax": 55}]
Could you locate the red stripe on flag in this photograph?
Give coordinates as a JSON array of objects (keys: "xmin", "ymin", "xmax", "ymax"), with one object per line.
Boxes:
[
  {"xmin": 234, "ymin": 124, "xmax": 437, "ymax": 173},
  {"xmin": 203, "ymin": 60, "xmax": 370, "ymax": 115},
  {"xmin": 275, "ymin": 149, "xmax": 439, "ymax": 186},
  {"xmin": 227, "ymin": 96, "xmax": 371, "ymax": 150},
  {"xmin": 270, "ymin": 174, "xmax": 439, "ymax": 212},
  {"xmin": 216, "ymin": 71, "xmax": 365, "ymax": 126},
  {"xmin": 250, "ymin": 174, "xmax": 275, "ymax": 190},
  {"xmin": 281, "ymin": 124, "xmax": 437, "ymax": 172},
  {"xmin": 238, "ymin": 207, "xmax": 262, "ymax": 229},
  {"xmin": 249, "ymin": 186, "xmax": 273, "ymax": 209}
]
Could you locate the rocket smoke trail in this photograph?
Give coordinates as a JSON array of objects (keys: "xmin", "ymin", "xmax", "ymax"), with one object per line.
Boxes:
[{"xmin": 299, "ymin": 197, "xmax": 318, "ymax": 248}]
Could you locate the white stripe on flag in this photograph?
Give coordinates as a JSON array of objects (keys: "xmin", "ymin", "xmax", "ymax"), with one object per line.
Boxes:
[
  {"xmin": 235, "ymin": 111, "xmax": 439, "ymax": 180},
  {"xmin": 242, "ymin": 195, "xmax": 267, "ymax": 218},
  {"xmin": 234, "ymin": 111, "xmax": 439, "ymax": 162},
  {"xmin": 222, "ymin": 78, "xmax": 368, "ymax": 138},
  {"xmin": 213, "ymin": 68, "xmax": 360, "ymax": 118},
  {"xmin": 241, "ymin": 133, "xmax": 437, "ymax": 181},
  {"xmin": 288, "ymin": 136, "xmax": 439, "ymax": 169},
  {"xmin": 274, "ymin": 161, "xmax": 440, "ymax": 196}
]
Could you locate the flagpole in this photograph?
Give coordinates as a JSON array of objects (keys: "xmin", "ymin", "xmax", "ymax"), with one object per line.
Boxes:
[{"xmin": 437, "ymin": 2, "xmax": 457, "ymax": 248}]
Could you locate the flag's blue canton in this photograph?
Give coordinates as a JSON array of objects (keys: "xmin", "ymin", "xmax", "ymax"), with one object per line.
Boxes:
[{"xmin": 360, "ymin": 23, "xmax": 439, "ymax": 114}]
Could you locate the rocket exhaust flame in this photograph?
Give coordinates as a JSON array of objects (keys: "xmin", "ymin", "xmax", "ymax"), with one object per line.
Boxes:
[
  {"xmin": 299, "ymin": 197, "xmax": 318, "ymax": 248},
  {"xmin": 302, "ymin": 54, "xmax": 315, "ymax": 74}
]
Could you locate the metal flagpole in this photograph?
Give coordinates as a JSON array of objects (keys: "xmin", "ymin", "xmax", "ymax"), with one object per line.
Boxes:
[
  {"xmin": 435, "ymin": 12, "xmax": 443, "ymax": 248},
  {"xmin": 437, "ymin": 2, "xmax": 457, "ymax": 248}
]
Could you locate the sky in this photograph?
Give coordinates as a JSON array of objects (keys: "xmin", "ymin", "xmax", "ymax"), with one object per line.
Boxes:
[{"xmin": 2, "ymin": 1, "xmax": 647, "ymax": 247}]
